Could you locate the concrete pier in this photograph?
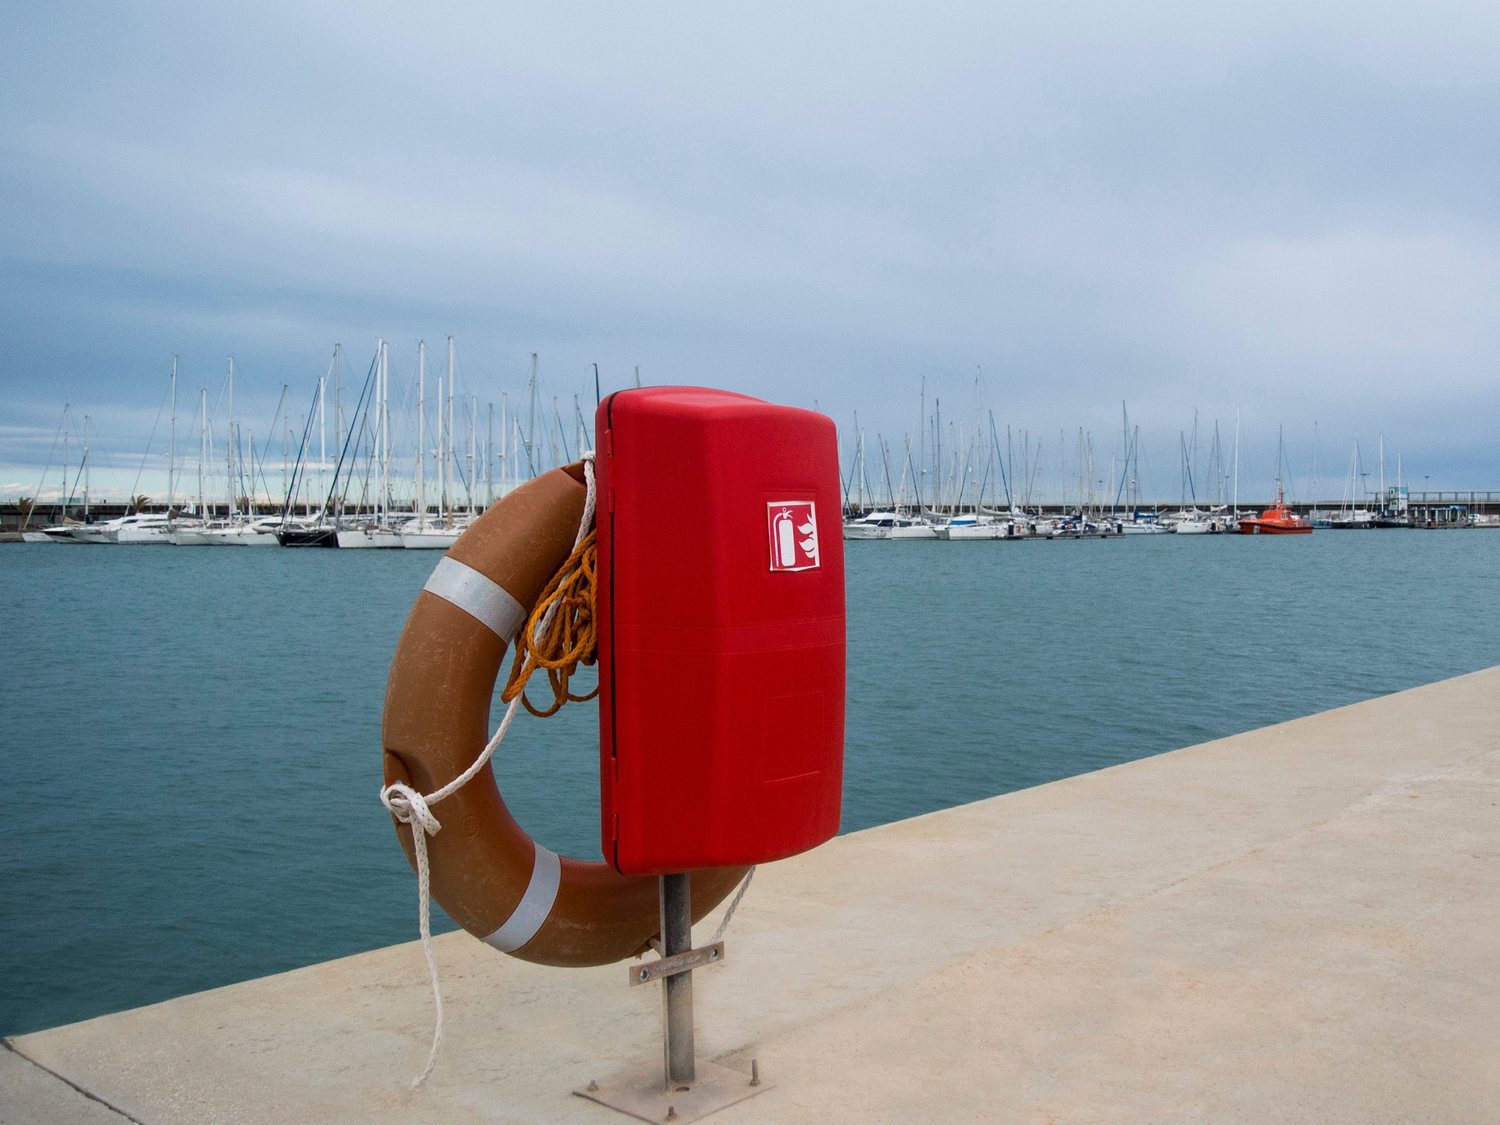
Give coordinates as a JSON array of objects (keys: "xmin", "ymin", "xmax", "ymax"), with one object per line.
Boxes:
[{"xmin": 5, "ymin": 668, "xmax": 1498, "ymax": 1123}]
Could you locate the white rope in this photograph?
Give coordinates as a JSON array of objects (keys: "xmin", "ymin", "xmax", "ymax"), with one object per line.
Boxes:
[
  {"xmin": 380, "ymin": 455, "xmax": 596, "ymax": 1089},
  {"xmin": 709, "ymin": 866, "xmax": 756, "ymax": 945},
  {"xmin": 644, "ymin": 867, "xmax": 756, "ymax": 956}
]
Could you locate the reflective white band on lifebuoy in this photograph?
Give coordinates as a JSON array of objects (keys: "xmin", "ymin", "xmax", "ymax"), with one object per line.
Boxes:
[
  {"xmin": 423, "ymin": 556, "xmax": 526, "ymax": 643},
  {"xmin": 482, "ymin": 844, "xmax": 561, "ymax": 953}
]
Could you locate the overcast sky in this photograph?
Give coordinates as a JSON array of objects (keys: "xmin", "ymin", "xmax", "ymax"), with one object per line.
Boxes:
[{"xmin": 4, "ymin": 1, "xmax": 1497, "ymax": 504}]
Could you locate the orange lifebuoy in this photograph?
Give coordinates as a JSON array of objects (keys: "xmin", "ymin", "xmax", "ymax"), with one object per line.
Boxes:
[{"xmin": 381, "ymin": 463, "xmax": 747, "ymax": 967}]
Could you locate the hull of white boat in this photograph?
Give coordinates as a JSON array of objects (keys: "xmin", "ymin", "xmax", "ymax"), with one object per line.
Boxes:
[
  {"xmin": 71, "ymin": 527, "xmax": 118, "ymax": 544},
  {"xmin": 116, "ymin": 526, "xmax": 174, "ymax": 544},
  {"xmin": 400, "ymin": 528, "xmax": 464, "ymax": 549},
  {"xmin": 21, "ymin": 531, "xmax": 57, "ymax": 543},
  {"xmin": 842, "ymin": 524, "xmax": 891, "ymax": 540},
  {"xmin": 227, "ymin": 530, "xmax": 279, "ymax": 546},
  {"xmin": 203, "ymin": 526, "xmax": 280, "ymax": 547},
  {"xmin": 336, "ymin": 529, "xmax": 406, "ymax": 549},
  {"xmin": 939, "ymin": 524, "xmax": 1004, "ymax": 540},
  {"xmin": 888, "ymin": 525, "xmax": 939, "ymax": 540}
]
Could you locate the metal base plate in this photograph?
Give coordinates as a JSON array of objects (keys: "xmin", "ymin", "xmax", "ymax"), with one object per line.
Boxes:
[{"xmin": 574, "ymin": 1058, "xmax": 772, "ymax": 1123}]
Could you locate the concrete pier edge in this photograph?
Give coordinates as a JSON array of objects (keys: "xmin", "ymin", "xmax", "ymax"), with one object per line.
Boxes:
[{"xmin": 5, "ymin": 667, "xmax": 1498, "ymax": 1123}]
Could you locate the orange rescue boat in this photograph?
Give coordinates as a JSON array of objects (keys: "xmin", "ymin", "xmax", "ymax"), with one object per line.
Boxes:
[{"xmin": 1237, "ymin": 485, "xmax": 1313, "ymax": 535}]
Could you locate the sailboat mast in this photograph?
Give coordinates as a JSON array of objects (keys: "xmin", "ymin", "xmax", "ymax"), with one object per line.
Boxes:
[
  {"xmin": 61, "ymin": 411, "xmax": 69, "ymax": 523},
  {"xmin": 437, "ymin": 372, "xmax": 446, "ymax": 519},
  {"xmin": 198, "ymin": 389, "xmax": 207, "ymax": 520},
  {"xmin": 168, "ymin": 357, "xmax": 177, "ymax": 519},
  {"xmin": 499, "ymin": 392, "xmax": 510, "ymax": 497},
  {"xmin": 527, "ymin": 352, "xmax": 537, "ymax": 474},
  {"xmin": 333, "ymin": 344, "xmax": 343, "ymax": 520},
  {"xmin": 318, "ymin": 372, "xmax": 326, "ymax": 517},
  {"xmin": 226, "ymin": 356, "xmax": 236, "ymax": 521},
  {"xmin": 446, "ymin": 337, "xmax": 456, "ymax": 519},
  {"xmin": 281, "ymin": 384, "xmax": 289, "ymax": 516},
  {"xmin": 449, "ymin": 381, "xmax": 458, "ymax": 512},
  {"xmin": 380, "ymin": 339, "xmax": 391, "ymax": 526},
  {"xmin": 246, "ymin": 429, "xmax": 256, "ymax": 515},
  {"xmin": 918, "ymin": 377, "xmax": 926, "ymax": 502},
  {"xmin": 933, "ymin": 398, "xmax": 942, "ymax": 513},
  {"xmin": 83, "ymin": 415, "xmax": 91, "ymax": 520},
  {"xmin": 1232, "ymin": 410, "xmax": 1240, "ymax": 515},
  {"xmin": 1379, "ymin": 432, "xmax": 1386, "ymax": 506},
  {"xmin": 416, "ymin": 340, "xmax": 426, "ymax": 530},
  {"xmin": 370, "ymin": 341, "xmax": 380, "ymax": 522}
]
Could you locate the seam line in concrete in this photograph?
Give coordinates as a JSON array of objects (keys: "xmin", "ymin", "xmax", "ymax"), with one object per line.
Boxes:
[{"xmin": 2, "ymin": 1037, "xmax": 144, "ymax": 1124}]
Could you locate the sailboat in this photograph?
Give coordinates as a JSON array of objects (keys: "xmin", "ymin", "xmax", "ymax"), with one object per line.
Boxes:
[
  {"xmin": 277, "ymin": 349, "xmax": 352, "ymax": 548},
  {"xmin": 22, "ymin": 406, "xmax": 86, "ymax": 541},
  {"xmin": 1327, "ymin": 438, "xmax": 1375, "ymax": 529},
  {"xmin": 337, "ymin": 340, "xmax": 407, "ymax": 548},
  {"xmin": 401, "ymin": 337, "xmax": 471, "ymax": 549},
  {"xmin": 170, "ymin": 381, "xmax": 217, "ymax": 545},
  {"xmin": 1373, "ymin": 438, "xmax": 1412, "ymax": 528},
  {"xmin": 1113, "ymin": 412, "xmax": 1168, "ymax": 534}
]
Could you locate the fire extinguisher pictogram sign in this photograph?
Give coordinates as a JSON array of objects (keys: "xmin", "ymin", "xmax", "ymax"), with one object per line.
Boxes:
[{"xmin": 767, "ymin": 501, "xmax": 819, "ymax": 571}]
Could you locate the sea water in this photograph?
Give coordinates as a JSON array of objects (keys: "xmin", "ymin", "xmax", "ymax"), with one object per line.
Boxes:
[{"xmin": 1, "ymin": 531, "xmax": 1496, "ymax": 1035}]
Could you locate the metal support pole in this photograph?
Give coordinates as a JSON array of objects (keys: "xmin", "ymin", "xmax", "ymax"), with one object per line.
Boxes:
[
  {"xmin": 576, "ymin": 871, "xmax": 769, "ymax": 1117},
  {"xmin": 660, "ymin": 872, "xmax": 695, "ymax": 1087}
]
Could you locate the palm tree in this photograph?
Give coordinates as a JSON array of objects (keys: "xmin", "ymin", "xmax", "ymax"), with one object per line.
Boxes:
[
  {"xmin": 129, "ymin": 494, "xmax": 151, "ymax": 514},
  {"xmin": 15, "ymin": 497, "xmax": 35, "ymax": 530}
]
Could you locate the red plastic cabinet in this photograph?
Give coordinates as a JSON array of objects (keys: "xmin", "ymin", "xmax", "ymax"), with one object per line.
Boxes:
[{"xmin": 596, "ymin": 387, "xmax": 846, "ymax": 875}]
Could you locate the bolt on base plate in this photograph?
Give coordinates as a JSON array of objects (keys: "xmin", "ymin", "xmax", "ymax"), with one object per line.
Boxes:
[{"xmin": 574, "ymin": 1058, "xmax": 771, "ymax": 1124}]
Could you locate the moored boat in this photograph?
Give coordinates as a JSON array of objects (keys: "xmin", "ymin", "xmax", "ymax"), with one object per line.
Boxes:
[
  {"xmin": 935, "ymin": 513, "xmax": 1007, "ymax": 540},
  {"xmin": 399, "ymin": 520, "xmax": 468, "ymax": 549},
  {"xmin": 276, "ymin": 521, "xmax": 340, "ymax": 547},
  {"xmin": 841, "ymin": 511, "xmax": 937, "ymax": 540},
  {"xmin": 1119, "ymin": 514, "xmax": 1170, "ymax": 535},
  {"xmin": 203, "ymin": 516, "xmax": 282, "ymax": 546},
  {"xmin": 337, "ymin": 520, "xmax": 408, "ymax": 549},
  {"xmin": 1237, "ymin": 486, "xmax": 1313, "ymax": 535}
]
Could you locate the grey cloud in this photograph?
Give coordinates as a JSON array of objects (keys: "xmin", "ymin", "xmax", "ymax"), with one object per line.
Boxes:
[{"xmin": 3, "ymin": 1, "xmax": 1497, "ymax": 498}]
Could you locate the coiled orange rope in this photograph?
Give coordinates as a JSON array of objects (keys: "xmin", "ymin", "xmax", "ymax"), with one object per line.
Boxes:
[{"xmin": 500, "ymin": 527, "xmax": 599, "ymax": 717}]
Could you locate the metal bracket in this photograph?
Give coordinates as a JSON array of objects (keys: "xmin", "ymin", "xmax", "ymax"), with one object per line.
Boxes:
[
  {"xmin": 575, "ymin": 1058, "xmax": 770, "ymax": 1124},
  {"xmin": 629, "ymin": 941, "xmax": 725, "ymax": 987}
]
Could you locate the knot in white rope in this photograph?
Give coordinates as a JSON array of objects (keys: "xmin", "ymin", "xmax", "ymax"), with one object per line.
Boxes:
[{"xmin": 381, "ymin": 781, "xmax": 441, "ymax": 839}]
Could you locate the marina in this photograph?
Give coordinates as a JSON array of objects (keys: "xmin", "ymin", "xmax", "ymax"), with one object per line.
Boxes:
[
  {"xmin": 6, "ymin": 487, "xmax": 1500, "ymax": 545},
  {"xmin": 8, "ymin": 364, "xmax": 1498, "ymax": 548}
]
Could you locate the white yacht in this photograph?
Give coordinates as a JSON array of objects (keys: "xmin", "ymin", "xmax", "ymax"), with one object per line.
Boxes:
[
  {"xmin": 935, "ymin": 514, "xmax": 1007, "ymax": 540},
  {"xmin": 399, "ymin": 521, "xmax": 467, "ymax": 549},
  {"xmin": 69, "ymin": 513, "xmax": 173, "ymax": 544},
  {"xmin": 202, "ymin": 517, "xmax": 282, "ymax": 546},
  {"xmin": 842, "ymin": 511, "xmax": 937, "ymax": 540},
  {"xmin": 337, "ymin": 520, "xmax": 408, "ymax": 549}
]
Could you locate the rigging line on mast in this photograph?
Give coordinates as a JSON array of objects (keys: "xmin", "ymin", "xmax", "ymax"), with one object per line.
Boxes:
[
  {"xmin": 126, "ymin": 376, "xmax": 173, "ymax": 506},
  {"xmin": 324, "ymin": 350, "xmax": 380, "ymax": 519}
]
